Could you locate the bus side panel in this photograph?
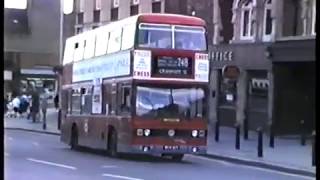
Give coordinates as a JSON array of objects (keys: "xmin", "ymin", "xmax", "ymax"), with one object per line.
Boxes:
[
  {"xmin": 60, "ymin": 115, "xmax": 72, "ymax": 145},
  {"xmin": 117, "ymin": 117, "xmax": 133, "ymax": 153}
]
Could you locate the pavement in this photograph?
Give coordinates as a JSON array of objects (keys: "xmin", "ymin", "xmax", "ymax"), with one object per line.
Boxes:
[
  {"xmin": 4, "ymin": 108, "xmax": 316, "ymax": 178},
  {"xmin": 4, "ymin": 130, "xmax": 315, "ymax": 180}
]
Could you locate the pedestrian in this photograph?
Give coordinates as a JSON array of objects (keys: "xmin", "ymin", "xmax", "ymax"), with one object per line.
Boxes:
[
  {"xmin": 4, "ymin": 95, "xmax": 8, "ymax": 114},
  {"xmin": 12, "ymin": 95, "xmax": 21, "ymax": 118},
  {"xmin": 54, "ymin": 94, "xmax": 59, "ymax": 110},
  {"xmin": 30, "ymin": 91, "xmax": 40, "ymax": 123},
  {"xmin": 40, "ymin": 89, "xmax": 49, "ymax": 130}
]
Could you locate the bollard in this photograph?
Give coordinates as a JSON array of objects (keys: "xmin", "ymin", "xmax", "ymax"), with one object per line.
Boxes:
[
  {"xmin": 58, "ymin": 109, "xmax": 61, "ymax": 130},
  {"xmin": 243, "ymin": 114, "xmax": 248, "ymax": 140},
  {"xmin": 235, "ymin": 123, "xmax": 240, "ymax": 150},
  {"xmin": 215, "ymin": 120, "xmax": 220, "ymax": 142},
  {"xmin": 257, "ymin": 127, "xmax": 263, "ymax": 158},
  {"xmin": 312, "ymin": 131, "xmax": 315, "ymax": 166},
  {"xmin": 300, "ymin": 120, "xmax": 306, "ymax": 146},
  {"xmin": 269, "ymin": 123, "xmax": 274, "ymax": 148}
]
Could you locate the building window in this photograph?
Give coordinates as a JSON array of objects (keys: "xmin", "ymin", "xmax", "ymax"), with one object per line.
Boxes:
[
  {"xmin": 282, "ymin": 0, "xmax": 303, "ymax": 37},
  {"xmin": 311, "ymin": 0, "xmax": 316, "ymax": 35},
  {"xmin": 111, "ymin": 8, "xmax": 118, "ymax": 21},
  {"xmin": 152, "ymin": 1, "xmax": 161, "ymax": 13},
  {"xmin": 93, "ymin": 10, "xmax": 100, "ymax": 23},
  {"xmin": 77, "ymin": 12, "xmax": 84, "ymax": 24},
  {"xmin": 263, "ymin": 0, "xmax": 273, "ymax": 41},
  {"xmin": 76, "ymin": 27, "xmax": 83, "ymax": 34},
  {"xmin": 130, "ymin": 5, "xmax": 139, "ymax": 16},
  {"xmin": 240, "ymin": 0, "xmax": 254, "ymax": 40}
]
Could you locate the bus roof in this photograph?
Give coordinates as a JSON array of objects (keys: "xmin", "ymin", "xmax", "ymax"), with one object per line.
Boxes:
[{"xmin": 137, "ymin": 13, "xmax": 206, "ymax": 27}]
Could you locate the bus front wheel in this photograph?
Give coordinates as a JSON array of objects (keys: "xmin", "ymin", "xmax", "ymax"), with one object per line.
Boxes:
[{"xmin": 108, "ymin": 130, "xmax": 118, "ymax": 158}]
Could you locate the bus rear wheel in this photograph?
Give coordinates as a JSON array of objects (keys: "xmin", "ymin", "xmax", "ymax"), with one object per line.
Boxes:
[
  {"xmin": 171, "ymin": 154, "xmax": 184, "ymax": 162},
  {"xmin": 108, "ymin": 130, "xmax": 118, "ymax": 158},
  {"xmin": 70, "ymin": 126, "xmax": 78, "ymax": 150}
]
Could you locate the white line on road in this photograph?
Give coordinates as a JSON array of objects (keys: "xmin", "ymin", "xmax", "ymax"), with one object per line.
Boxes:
[
  {"xmin": 27, "ymin": 158, "xmax": 77, "ymax": 170},
  {"xmin": 187, "ymin": 155, "xmax": 315, "ymax": 180},
  {"xmin": 101, "ymin": 165, "xmax": 118, "ymax": 168},
  {"xmin": 32, "ymin": 142, "xmax": 39, "ymax": 146},
  {"xmin": 102, "ymin": 173, "xmax": 144, "ymax": 180}
]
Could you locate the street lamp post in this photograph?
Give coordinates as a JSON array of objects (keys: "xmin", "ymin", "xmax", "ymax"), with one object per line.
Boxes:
[{"xmin": 57, "ymin": 0, "xmax": 64, "ymax": 130}]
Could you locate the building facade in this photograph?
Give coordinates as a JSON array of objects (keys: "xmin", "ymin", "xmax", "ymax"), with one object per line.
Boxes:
[
  {"xmin": 4, "ymin": 0, "xmax": 62, "ymax": 98},
  {"xmin": 209, "ymin": 0, "xmax": 316, "ymax": 135}
]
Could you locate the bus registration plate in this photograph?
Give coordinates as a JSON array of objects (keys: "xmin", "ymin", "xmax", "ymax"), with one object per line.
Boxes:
[{"xmin": 163, "ymin": 145, "xmax": 180, "ymax": 150}]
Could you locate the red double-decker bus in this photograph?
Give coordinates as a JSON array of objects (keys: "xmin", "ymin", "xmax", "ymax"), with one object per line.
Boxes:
[{"xmin": 60, "ymin": 13, "xmax": 209, "ymax": 161}]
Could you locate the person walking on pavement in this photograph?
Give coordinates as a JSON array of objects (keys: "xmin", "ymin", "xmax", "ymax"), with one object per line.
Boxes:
[
  {"xmin": 54, "ymin": 93, "xmax": 59, "ymax": 110},
  {"xmin": 31, "ymin": 90, "xmax": 40, "ymax": 123},
  {"xmin": 40, "ymin": 89, "xmax": 49, "ymax": 130}
]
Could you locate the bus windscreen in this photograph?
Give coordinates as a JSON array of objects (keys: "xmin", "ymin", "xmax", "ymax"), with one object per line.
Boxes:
[{"xmin": 138, "ymin": 23, "xmax": 206, "ymax": 51}]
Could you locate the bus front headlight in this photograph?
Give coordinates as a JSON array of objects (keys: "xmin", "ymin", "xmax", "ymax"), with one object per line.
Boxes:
[
  {"xmin": 144, "ymin": 129, "xmax": 151, "ymax": 136},
  {"xmin": 192, "ymin": 130, "xmax": 198, "ymax": 137}
]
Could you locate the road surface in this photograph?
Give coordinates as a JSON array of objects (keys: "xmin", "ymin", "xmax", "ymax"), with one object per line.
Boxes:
[{"xmin": 4, "ymin": 129, "xmax": 314, "ymax": 180}]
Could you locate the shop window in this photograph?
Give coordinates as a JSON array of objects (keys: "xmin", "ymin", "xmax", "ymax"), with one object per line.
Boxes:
[
  {"xmin": 71, "ymin": 88, "xmax": 81, "ymax": 114},
  {"xmin": 118, "ymin": 85, "xmax": 131, "ymax": 115},
  {"xmin": 240, "ymin": 0, "xmax": 254, "ymax": 40},
  {"xmin": 130, "ymin": 5, "xmax": 139, "ymax": 16},
  {"xmin": 111, "ymin": 8, "xmax": 118, "ymax": 21},
  {"xmin": 263, "ymin": 0, "xmax": 273, "ymax": 41},
  {"xmin": 219, "ymin": 72, "xmax": 237, "ymax": 106},
  {"xmin": 152, "ymin": 1, "xmax": 161, "ymax": 13}
]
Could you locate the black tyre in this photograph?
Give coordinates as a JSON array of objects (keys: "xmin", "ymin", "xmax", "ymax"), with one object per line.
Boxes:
[
  {"xmin": 171, "ymin": 154, "xmax": 184, "ymax": 162},
  {"xmin": 70, "ymin": 126, "xmax": 78, "ymax": 150},
  {"xmin": 108, "ymin": 130, "xmax": 118, "ymax": 158}
]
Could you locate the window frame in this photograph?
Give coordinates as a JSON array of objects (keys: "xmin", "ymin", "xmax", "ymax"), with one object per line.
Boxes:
[
  {"xmin": 71, "ymin": 88, "xmax": 81, "ymax": 114},
  {"xmin": 240, "ymin": 1, "xmax": 254, "ymax": 40},
  {"xmin": 121, "ymin": 24, "xmax": 136, "ymax": 50},
  {"xmin": 152, "ymin": 1, "xmax": 162, "ymax": 13},
  {"xmin": 130, "ymin": 5, "xmax": 139, "ymax": 16},
  {"xmin": 311, "ymin": 0, "xmax": 316, "ymax": 35},
  {"xmin": 83, "ymin": 32, "xmax": 96, "ymax": 59},
  {"xmin": 107, "ymin": 28, "xmax": 123, "ymax": 54},
  {"xmin": 117, "ymin": 84, "xmax": 132, "ymax": 116},
  {"xmin": 262, "ymin": 0, "xmax": 274, "ymax": 41},
  {"xmin": 95, "ymin": 27, "xmax": 110, "ymax": 57}
]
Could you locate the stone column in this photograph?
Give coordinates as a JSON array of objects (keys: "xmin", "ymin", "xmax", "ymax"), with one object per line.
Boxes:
[
  {"xmin": 236, "ymin": 70, "xmax": 247, "ymax": 126},
  {"xmin": 267, "ymin": 70, "xmax": 274, "ymax": 127},
  {"xmin": 208, "ymin": 69, "xmax": 219, "ymax": 129}
]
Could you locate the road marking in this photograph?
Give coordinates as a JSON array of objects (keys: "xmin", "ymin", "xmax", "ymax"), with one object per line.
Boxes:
[
  {"xmin": 101, "ymin": 165, "xmax": 118, "ymax": 168},
  {"xmin": 32, "ymin": 142, "xmax": 39, "ymax": 146},
  {"xmin": 187, "ymin": 155, "xmax": 314, "ymax": 180},
  {"xmin": 186, "ymin": 155, "xmax": 234, "ymax": 166},
  {"xmin": 102, "ymin": 173, "xmax": 144, "ymax": 180},
  {"xmin": 26, "ymin": 158, "xmax": 77, "ymax": 170}
]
